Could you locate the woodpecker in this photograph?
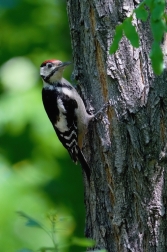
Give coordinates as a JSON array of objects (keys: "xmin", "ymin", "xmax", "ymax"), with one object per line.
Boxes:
[{"xmin": 40, "ymin": 59, "xmax": 93, "ymax": 179}]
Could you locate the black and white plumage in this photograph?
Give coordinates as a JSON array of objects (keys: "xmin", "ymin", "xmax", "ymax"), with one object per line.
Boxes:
[{"xmin": 40, "ymin": 59, "xmax": 93, "ymax": 179}]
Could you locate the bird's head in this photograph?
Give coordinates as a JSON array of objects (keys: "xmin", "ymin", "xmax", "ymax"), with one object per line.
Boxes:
[{"xmin": 40, "ymin": 59, "xmax": 71, "ymax": 84}]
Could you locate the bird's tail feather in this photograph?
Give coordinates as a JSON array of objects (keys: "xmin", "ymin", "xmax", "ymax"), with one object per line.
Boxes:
[{"xmin": 68, "ymin": 146, "xmax": 90, "ymax": 180}]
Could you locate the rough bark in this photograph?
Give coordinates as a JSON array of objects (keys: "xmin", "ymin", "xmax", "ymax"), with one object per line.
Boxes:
[{"xmin": 67, "ymin": 0, "xmax": 167, "ymax": 251}]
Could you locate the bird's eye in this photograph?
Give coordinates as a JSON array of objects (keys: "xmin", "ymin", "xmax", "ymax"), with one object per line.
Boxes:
[{"xmin": 47, "ymin": 63, "xmax": 52, "ymax": 68}]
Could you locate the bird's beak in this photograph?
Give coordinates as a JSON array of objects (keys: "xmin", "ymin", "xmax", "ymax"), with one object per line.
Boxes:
[{"xmin": 60, "ymin": 61, "xmax": 72, "ymax": 68}]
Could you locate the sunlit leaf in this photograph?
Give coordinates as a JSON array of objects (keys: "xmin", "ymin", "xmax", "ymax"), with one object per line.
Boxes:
[
  {"xmin": 123, "ymin": 17, "xmax": 140, "ymax": 47},
  {"xmin": 109, "ymin": 24, "xmax": 123, "ymax": 54},
  {"xmin": 150, "ymin": 41, "xmax": 163, "ymax": 75}
]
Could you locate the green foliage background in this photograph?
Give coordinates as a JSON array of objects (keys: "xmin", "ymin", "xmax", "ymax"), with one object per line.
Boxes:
[{"xmin": 0, "ymin": 0, "xmax": 86, "ymax": 251}]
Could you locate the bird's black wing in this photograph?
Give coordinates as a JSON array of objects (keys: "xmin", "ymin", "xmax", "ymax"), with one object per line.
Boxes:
[
  {"xmin": 56, "ymin": 93, "xmax": 90, "ymax": 179},
  {"xmin": 42, "ymin": 87, "xmax": 90, "ymax": 179},
  {"xmin": 42, "ymin": 88, "xmax": 60, "ymax": 125}
]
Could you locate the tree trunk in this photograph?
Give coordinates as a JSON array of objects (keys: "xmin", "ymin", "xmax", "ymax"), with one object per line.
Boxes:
[{"xmin": 67, "ymin": 0, "xmax": 167, "ymax": 251}]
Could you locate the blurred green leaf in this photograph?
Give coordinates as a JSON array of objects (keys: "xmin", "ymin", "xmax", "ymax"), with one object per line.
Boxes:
[
  {"xmin": 150, "ymin": 41, "xmax": 163, "ymax": 75},
  {"xmin": 123, "ymin": 16, "xmax": 140, "ymax": 47},
  {"xmin": 72, "ymin": 237, "xmax": 95, "ymax": 247},
  {"xmin": 109, "ymin": 0, "xmax": 166, "ymax": 74},
  {"xmin": 164, "ymin": 14, "xmax": 167, "ymax": 29},
  {"xmin": 150, "ymin": 18, "xmax": 165, "ymax": 42},
  {"xmin": 38, "ymin": 247, "xmax": 56, "ymax": 251},
  {"xmin": 17, "ymin": 211, "xmax": 43, "ymax": 229},
  {"xmin": 151, "ymin": 1, "xmax": 165, "ymax": 21},
  {"xmin": 16, "ymin": 249, "xmax": 33, "ymax": 252},
  {"xmin": 0, "ymin": 0, "xmax": 18, "ymax": 8},
  {"xmin": 135, "ymin": 3, "xmax": 148, "ymax": 21},
  {"xmin": 145, "ymin": 0, "xmax": 153, "ymax": 8},
  {"xmin": 0, "ymin": 1, "xmax": 86, "ymax": 251},
  {"xmin": 0, "ymin": 57, "xmax": 38, "ymax": 92},
  {"xmin": 110, "ymin": 16, "xmax": 140, "ymax": 55},
  {"xmin": 89, "ymin": 250, "xmax": 107, "ymax": 252},
  {"xmin": 109, "ymin": 24, "xmax": 123, "ymax": 54}
]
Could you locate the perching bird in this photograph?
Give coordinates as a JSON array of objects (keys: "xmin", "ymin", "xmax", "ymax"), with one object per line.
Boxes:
[{"xmin": 40, "ymin": 59, "xmax": 94, "ymax": 179}]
